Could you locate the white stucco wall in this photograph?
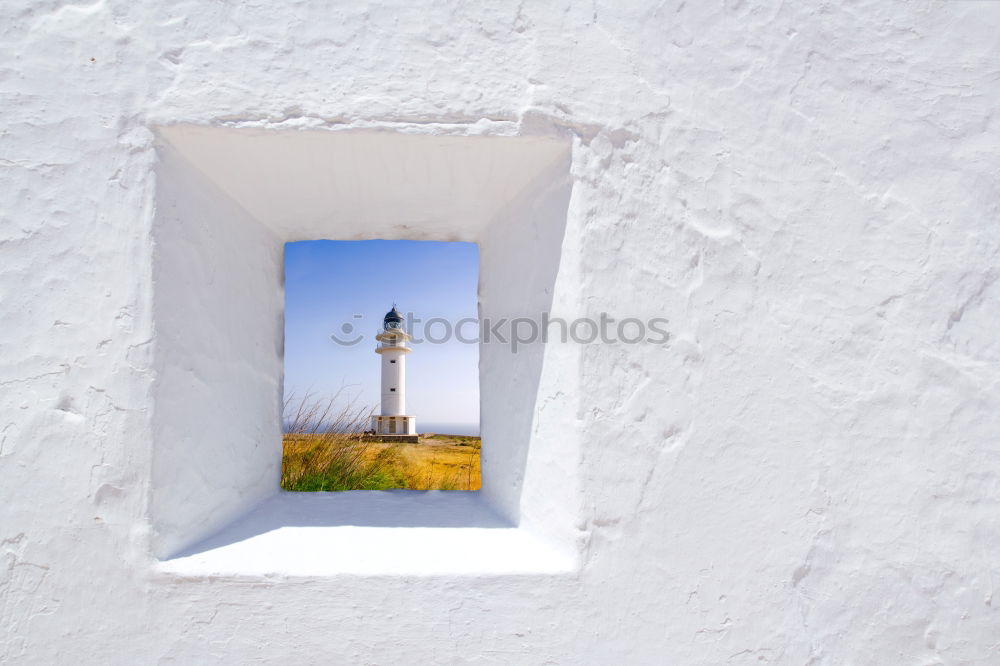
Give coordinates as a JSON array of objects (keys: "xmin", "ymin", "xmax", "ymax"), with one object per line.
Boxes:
[{"xmin": 2, "ymin": 1, "xmax": 999, "ymax": 664}]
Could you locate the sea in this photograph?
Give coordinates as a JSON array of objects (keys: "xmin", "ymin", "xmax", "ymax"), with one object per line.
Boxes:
[{"xmin": 417, "ymin": 423, "xmax": 480, "ymax": 436}]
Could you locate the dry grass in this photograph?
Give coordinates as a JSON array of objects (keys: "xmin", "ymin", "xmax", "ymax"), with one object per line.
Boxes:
[
  {"xmin": 281, "ymin": 434, "xmax": 481, "ymax": 491},
  {"xmin": 281, "ymin": 434, "xmax": 406, "ymax": 491},
  {"xmin": 280, "ymin": 391, "xmax": 401, "ymax": 491},
  {"xmin": 394, "ymin": 434, "xmax": 481, "ymax": 491},
  {"xmin": 280, "ymin": 392, "xmax": 480, "ymax": 491}
]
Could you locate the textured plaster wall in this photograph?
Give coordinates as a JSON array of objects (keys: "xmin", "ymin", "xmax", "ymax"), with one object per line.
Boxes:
[
  {"xmin": 151, "ymin": 143, "xmax": 284, "ymax": 559},
  {"xmin": 1, "ymin": 1, "xmax": 999, "ymax": 664}
]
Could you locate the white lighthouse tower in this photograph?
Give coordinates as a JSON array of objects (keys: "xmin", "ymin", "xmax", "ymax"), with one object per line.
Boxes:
[{"xmin": 371, "ymin": 306, "xmax": 417, "ymax": 437}]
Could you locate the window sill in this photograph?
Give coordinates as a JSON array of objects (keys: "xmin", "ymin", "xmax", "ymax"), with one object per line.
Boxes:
[{"xmin": 156, "ymin": 491, "xmax": 577, "ymax": 578}]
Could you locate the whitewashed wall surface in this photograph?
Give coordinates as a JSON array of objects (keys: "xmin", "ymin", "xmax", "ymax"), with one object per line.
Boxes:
[{"xmin": 2, "ymin": 1, "xmax": 1000, "ymax": 664}]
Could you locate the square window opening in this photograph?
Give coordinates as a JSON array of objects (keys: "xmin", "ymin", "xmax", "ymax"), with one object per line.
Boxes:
[
  {"xmin": 150, "ymin": 125, "xmax": 578, "ymax": 574},
  {"xmin": 282, "ymin": 239, "xmax": 481, "ymax": 491}
]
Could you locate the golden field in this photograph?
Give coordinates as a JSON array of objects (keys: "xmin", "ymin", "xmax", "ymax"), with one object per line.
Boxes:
[{"xmin": 281, "ymin": 433, "xmax": 481, "ymax": 491}]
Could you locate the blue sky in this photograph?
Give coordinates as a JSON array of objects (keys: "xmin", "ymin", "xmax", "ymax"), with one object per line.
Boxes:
[{"xmin": 283, "ymin": 240, "xmax": 480, "ymax": 435}]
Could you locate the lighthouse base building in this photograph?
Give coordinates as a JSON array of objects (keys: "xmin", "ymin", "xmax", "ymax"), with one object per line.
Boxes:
[
  {"xmin": 371, "ymin": 306, "xmax": 417, "ymax": 441},
  {"xmin": 371, "ymin": 415, "xmax": 417, "ymax": 438}
]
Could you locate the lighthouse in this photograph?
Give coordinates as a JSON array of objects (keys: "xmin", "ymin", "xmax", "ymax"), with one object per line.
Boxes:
[{"xmin": 371, "ymin": 306, "xmax": 417, "ymax": 437}]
